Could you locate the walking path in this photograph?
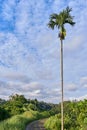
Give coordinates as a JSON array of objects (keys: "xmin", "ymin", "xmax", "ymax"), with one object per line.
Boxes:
[{"xmin": 26, "ymin": 119, "xmax": 46, "ymax": 130}]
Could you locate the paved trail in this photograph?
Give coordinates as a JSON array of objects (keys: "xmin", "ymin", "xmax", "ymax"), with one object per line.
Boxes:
[{"xmin": 26, "ymin": 119, "xmax": 46, "ymax": 130}]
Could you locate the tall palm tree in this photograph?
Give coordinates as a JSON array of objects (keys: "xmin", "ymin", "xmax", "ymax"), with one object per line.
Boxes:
[{"xmin": 48, "ymin": 7, "xmax": 75, "ymax": 130}]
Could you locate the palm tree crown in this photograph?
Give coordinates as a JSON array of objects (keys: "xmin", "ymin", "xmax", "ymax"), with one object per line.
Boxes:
[{"xmin": 48, "ymin": 6, "xmax": 75, "ymax": 39}]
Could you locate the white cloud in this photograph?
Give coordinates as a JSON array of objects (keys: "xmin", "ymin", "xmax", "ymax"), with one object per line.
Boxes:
[
  {"xmin": 75, "ymin": 95, "xmax": 87, "ymax": 101},
  {"xmin": 15, "ymin": 0, "xmax": 30, "ymax": 34},
  {"xmin": 65, "ymin": 83, "xmax": 78, "ymax": 92},
  {"xmin": 0, "ymin": 0, "xmax": 87, "ymax": 103},
  {"xmin": 64, "ymin": 34, "xmax": 86, "ymax": 51},
  {"xmin": 1, "ymin": 72, "xmax": 31, "ymax": 83},
  {"xmin": 80, "ymin": 77, "xmax": 87, "ymax": 84},
  {"xmin": 83, "ymin": 84, "xmax": 87, "ymax": 88},
  {"xmin": 22, "ymin": 82, "xmax": 44, "ymax": 91}
]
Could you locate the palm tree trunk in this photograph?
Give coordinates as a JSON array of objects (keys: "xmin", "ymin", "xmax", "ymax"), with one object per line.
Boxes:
[{"xmin": 60, "ymin": 39, "xmax": 64, "ymax": 130}]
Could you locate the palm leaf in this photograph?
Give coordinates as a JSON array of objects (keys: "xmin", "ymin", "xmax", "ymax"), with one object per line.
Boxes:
[{"xmin": 48, "ymin": 6, "xmax": 75, "ymax": 38}]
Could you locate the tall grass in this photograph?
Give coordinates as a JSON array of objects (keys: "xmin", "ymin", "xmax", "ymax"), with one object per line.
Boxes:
[
  {"xmin": 44, "ymin": 114, "xmax": 61, "ymax": 130},
  {"xmin": 44, "ymin": 114, "xmax": 87, "ymax": 130},
  {"xmin": 0, "ymin": 110, "xmax": 50, "ymax": 130}
]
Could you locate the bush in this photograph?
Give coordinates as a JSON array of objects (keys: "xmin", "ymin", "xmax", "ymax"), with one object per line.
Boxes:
[
  {"xmin": 0, "ymin": 107, "xmax": 10, "ymax": 121},
  {"xmin": 45, "ymin": 100, "xmax": 87, "ymax": 130},
  {"xmin": 0, "ymin": 110, "xmax": 52, "ymax": 130}
]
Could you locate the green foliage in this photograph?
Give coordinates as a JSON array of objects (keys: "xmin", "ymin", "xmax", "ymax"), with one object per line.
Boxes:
[
  {"xmin": 0, "ymin": 112, "xmax": 32, "ymax": 130},
  {"xmin": 45, "ymin": 100, "xmax": 87, "ymax": 130},
  {"xmin": 0, "ymin": 99, "xmax": 6, "ymax": 105},
  {"xmin": 48, "ymin": 6, "xmax": 75, "ymax": 40},
  {"xmin": 0, "ymin": 107, "xmax": 10, "ymax": 121},
  {"xmin": 28, "ymin": 103, "xmax": 37, "ymax": 111},
  {"xmin": 45, "ymin": 114, "xmax": 61, "ymax": 130},
  {"xmin": 0, "ymin": 110, "xmax": 51, "ymax": 130},
  {"xmin": 1, "ymin": 94, "xmax": 87, "ymax": 130},
  {"xmin": 2, "ymin": 94, "xmax": 27, "ymax": 116},
  {"xmin": 1, "ymin": 94, "xmax": 56, "ymax": 119},
  {"xmin": 0, "ymin": 94, "xmax": 58, "ymax": 130}
]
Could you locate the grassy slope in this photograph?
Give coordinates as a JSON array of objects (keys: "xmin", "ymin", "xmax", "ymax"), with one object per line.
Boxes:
[
  {"xmin": 0, "ymin": 110, "xmax": 50, "ymax": 130},
  {"xmin": 44, "ymin": 115, "xmax": 87, "ymax": 130},
  {"xmin": 44, "ymin": 114, "xmax": 61, "ymax": 130}
]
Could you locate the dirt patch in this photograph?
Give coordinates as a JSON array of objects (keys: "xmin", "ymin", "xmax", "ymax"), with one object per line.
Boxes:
[{"xmin": 26, "ymin": 119, "xmax": 46, "ymax": 130}]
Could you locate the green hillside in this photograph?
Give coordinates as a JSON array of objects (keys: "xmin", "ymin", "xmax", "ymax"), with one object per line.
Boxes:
[
  {"xmin": 0, "ymin": 94, "xmax": 58, "ymax": 130},
  {"xmin": 1, "ymin": 94, "xmax": 87, "ymax": 130}
]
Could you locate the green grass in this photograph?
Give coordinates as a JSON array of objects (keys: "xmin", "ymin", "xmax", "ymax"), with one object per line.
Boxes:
[
  {"xmin": 44, "ymin": 114, "xmax": 61, "ymax": 130},
  {"xmin": 0, "ymin": 110, "xmax": 50, "ymax": 130},
  {"xmin": 44, "ymin": 114, "xmax": 87, "ymax": 130}
]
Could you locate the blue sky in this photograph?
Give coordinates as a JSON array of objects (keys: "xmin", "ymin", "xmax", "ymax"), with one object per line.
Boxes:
[{"xmin": 0, "ymin": 0, "xmax": 87, "ymax": 103}]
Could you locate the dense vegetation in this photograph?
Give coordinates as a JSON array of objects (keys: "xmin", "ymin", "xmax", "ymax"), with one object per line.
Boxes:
[
  {"xmin": 0, "ymin": 94, "xmax": 58, "ymax": 130},
  {"xmin": 0, "ymin": 110, "xmax": 51, "ymax": 130},
  {"xmin": 0, "ymin": 94, "xmax": 57, "ymax": 118},
  {"xmin": 45, "ymin": 100, "xmax": 87, "ymax": 130},
  {"xmin": 1, "ymin": 94, "xmax": 87, "ymax": 130}
]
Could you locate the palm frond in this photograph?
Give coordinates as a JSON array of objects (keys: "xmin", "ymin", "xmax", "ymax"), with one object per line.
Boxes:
[
  {"xmin": 66, "ymin": 6, "xmax": 72, "ymax": 13},
  {"xmin": 48, "ymin": 14, "xmax": 60, "ymax": 29},
  {"xmin": 48, "ymin": 6, "xmax": 75, "ymax": 33},
  {"xmin": 50, "ymin": 13, "xmax": 58, "ymax": 19},
  {"xmin": 48, "ymin": 20, "xmax": 56, "ymax": 29},
  {"xmin": 65, "ymin": 19, "xmax": 75, "ymax": 26}
]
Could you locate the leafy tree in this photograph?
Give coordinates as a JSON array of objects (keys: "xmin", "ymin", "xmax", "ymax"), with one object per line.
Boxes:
[
  {"xmin": 0, "ymin": 107, "xmax": 10, "ymax": 121},
  {"xmin": 3, "ymin": 94, "xmax": 27, "ymax": 115},
  {"xmin": 45, "ymin": 100, "xmax": 87, "ymax": 130},
  {"xmin": 2, "ymin": 94, "xmax": 56, "ymax": 118},
  {"xmin": 48, "ymin": 6, "xmax": 75, "ymax": 130},
  {"xmin": 9, "ymin": 94, "xmax": 27, "ymax": 103},
  {"xmin": 0, "ymin": 98, "xmax": 6, "ymax": 105}
]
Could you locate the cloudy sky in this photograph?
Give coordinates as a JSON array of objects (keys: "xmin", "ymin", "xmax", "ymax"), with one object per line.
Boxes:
[{"xmin": 0, "ymin": 0, "xmax": 87, "ymax": 103}]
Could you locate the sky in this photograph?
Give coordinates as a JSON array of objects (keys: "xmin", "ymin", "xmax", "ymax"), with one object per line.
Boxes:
[{"xmin": 0, "ymin": 0, "xmax": 87, "ymax": 103}]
